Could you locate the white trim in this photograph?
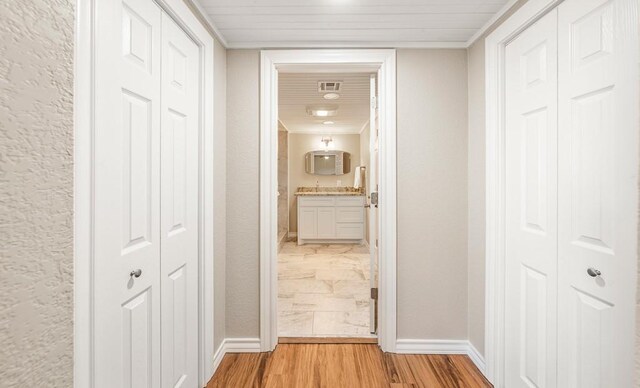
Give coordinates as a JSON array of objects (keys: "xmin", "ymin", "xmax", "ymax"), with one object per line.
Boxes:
[
  {"xmin": 467, "ymin": 342, "xmax": 486, "ymax": 375},
  {"xmin": 74, "ymin": 0, "xmax": 216, "ymax": 386},
  {"xmin": 395, "ymin": 339, "xmax": 469, "ymax": 354},
  {"xmin": 465, "ymin": 0, "xmax": 519, "ymax": 47},
  {"xmin": 484, "ymin": 0, "xmax": 561, "ymax": 386},
  {"xmin": 260, "ymin": 49, "xmax": 397, "ymax": 353},
  {"xmin": 184, "ymin": 0, "xmax": 228, "ymax": 47},
  {"xmin": 229, "ymin": 41, "xmax": 468, "ymax": 49},
  {"xmin": 358, "ymin": 120, "xmax": 371, "ymax": 135},
  {"xmin": 211, "ymin": 342, "xmax": 227, "ymax": 375},
  {"xmin": 395, "ymin": 339, "xmax": 486, "ymax": 375},
  {"xmin": 287, "ymin": 232, "xmax": 298, "ymax": 238},
  {"xmin": 224, "ymin": 338, "xmax": 263, "ymax": 353}
]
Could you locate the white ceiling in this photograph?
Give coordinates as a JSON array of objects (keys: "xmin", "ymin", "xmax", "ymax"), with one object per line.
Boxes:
[
  {"xmin": 279, "ymin": 72, "xmax": 371, "ymax": 135},
  {"xmin": 197, "ymin": 0, "xmax": 513, "ymax": 48}
]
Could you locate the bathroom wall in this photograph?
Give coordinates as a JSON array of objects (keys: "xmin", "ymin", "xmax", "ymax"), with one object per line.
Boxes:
[
  {"xmin": 278, "ymin": 126, "xmax": 289, "ymax": 240},
  {"xmin": 287, "ymin": 133, "xmax": 361, "ymax": 234},
  {"xmin": 0, "ymin": 0, "xmax": 75, "ymax": 385}
]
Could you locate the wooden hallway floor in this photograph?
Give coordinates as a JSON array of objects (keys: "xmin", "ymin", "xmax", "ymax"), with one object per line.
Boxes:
[{"xmin": 207, "ymin": 344, "xmax": 492, "ymax": 388}]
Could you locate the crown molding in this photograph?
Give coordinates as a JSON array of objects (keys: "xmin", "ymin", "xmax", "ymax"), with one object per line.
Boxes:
[{"xmin": 465, "ymin": 0, "xmax": 519, "ymax": 47}]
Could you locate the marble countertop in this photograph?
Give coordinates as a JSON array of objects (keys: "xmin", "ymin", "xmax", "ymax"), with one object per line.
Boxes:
[{"xmin": 294, "ymin": 187, "xmax": 365, "ymax": 196}]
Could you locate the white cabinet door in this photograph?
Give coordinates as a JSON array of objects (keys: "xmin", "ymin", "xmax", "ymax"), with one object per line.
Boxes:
[
  {"xmin": 93, "ymin": 0, "xmax": 162, "ymax": 386},
  {"xmin": 160, "ymin": 13, "xmax": 200, "ymax": 388},
  {"xmin": 557, "ymin": 0, "xmax": 638, "ymax": 386},
  {"xmin": 317, "ymin": 208, "xmax": 336, "ymax": 238},
  {"xmin": 299, "ymin": 208, "xmax": 318, "ymax": 239},
  {"xmin": 504, "ymin": 9, "xmax": 558, "ymax": 388}
]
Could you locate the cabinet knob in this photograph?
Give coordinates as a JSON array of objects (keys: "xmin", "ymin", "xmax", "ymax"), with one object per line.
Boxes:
[{"xmin": 130, "ymin": 269, "xmax": 142, "ymax": 278}]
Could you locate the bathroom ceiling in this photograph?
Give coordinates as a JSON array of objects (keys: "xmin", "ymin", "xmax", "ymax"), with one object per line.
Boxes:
[
  {"xmin": 278, "ymin": 72, "xmax": 371, "ymax": 135},
  {"xmin": 197, "ymin": 0, "xmax": 512, "ymax": 48}
]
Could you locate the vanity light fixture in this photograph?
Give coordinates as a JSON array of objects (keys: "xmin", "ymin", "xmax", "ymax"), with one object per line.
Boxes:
[{"xmin": 320, "ymin": 136, "xmax": 334, "ymax": 151}]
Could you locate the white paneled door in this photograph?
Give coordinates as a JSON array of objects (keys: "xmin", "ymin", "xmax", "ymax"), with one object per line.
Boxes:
[
  {"xmin": 504, "ymin": 9, "xmax": 558, "ymax": 388},
  {"xmin": 557, "ymin": 0, "xmax": 638, "ymax": 386},
  {"xmin": 93, "ymin": 0, "xmax": 201, "ymax": 386},
  {"xmin": 160, "ymin": 13, "xmax": 200, "ymax": 388},
  {"xmin": 503, "ymin": 0, "xmax": 638, "ymax": 386}
]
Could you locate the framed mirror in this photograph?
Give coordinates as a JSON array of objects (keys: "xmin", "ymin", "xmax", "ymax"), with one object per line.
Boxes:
[{"xmin": 305, "ymin": 150, "xmax": 351, "ymax": 175}]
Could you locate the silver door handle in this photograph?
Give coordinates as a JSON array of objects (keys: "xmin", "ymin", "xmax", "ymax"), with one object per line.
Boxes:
[
  {"xmin": 130, "ymin": 269, "xmax": 142, "ymax": 278},
  {"xmin": 587, "ymin": 267, "xmax": 601, "ymax": 277}
]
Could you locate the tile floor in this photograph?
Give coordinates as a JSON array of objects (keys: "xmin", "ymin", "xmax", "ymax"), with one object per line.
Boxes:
[{"xmin": 277, "ymin": 242, "xmax": 375, "ymax": 338}]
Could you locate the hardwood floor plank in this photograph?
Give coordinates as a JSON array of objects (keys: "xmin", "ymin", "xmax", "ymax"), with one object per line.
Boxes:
[{"xmin": 207, "ymin": 344, "xmax": 492, "ymax": 388}]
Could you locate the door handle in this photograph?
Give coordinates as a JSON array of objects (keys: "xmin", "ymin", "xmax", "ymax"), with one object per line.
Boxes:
[
  {"xmin": 130, "ymin": 269, "xmax": 142, "ymax": 278},
  {"xmin": 586, "ymin": 267, "xmax": 601, "ymax": 277}
]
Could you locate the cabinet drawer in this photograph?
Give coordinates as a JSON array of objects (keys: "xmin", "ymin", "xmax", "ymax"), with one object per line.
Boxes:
[
  {"xmin": 336, "ymin": 223, "xmax": 364, "ymax": 239},
  {"xmin": 335, "ymin": 196, "xmax": 364, "ymax": 207},
  {"xmin": 336, "ymin": 207, "xmax": 364, "ymax": 223},
  {"xmin": 299, "ymin": 197, "xmax": 336, "ymax": 207}
]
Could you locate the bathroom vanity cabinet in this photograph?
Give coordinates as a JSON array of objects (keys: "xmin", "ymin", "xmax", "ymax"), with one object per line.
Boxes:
[{"xmin": 297, "ymin": 195, "xmax": 365, "ymax": 245}]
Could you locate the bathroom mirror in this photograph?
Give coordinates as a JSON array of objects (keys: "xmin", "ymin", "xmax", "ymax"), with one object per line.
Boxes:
[{"xmin": 305, "ymin": 150, "xmax": 351, "ymax": 175}]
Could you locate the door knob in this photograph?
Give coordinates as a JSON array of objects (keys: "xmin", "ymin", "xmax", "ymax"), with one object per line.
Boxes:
[
  {"xmin": 587, "ymin": 267, "xmax": 601, "ymax": 277},
  {"xmin": 130, "ymin": 269, "xmax": 142, "ymax": 278}
]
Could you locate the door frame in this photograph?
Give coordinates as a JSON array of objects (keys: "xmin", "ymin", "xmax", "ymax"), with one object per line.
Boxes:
[
  {"xmin": 259, "ymin": 49, "xmax": 397, "ymax": 352},
  {"xmin": 74, "ymin": 0, "xmax": 216, "ymax": 386}
]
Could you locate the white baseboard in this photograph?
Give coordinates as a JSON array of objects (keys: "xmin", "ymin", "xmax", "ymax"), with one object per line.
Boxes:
[
  {"xmin": 395, "ymin": 339, "xmax": 486, "ymax": 377},
  {"xmin": 466, "ymin": 342, "xmax": 486, "ymax": 375},
  {"xmin": 288, "ymin": 232, "xmax": 297, "ymax": 238},
  {"xmin": 211, "ymin": 338, "xmax": 262, "ymax": 378}
]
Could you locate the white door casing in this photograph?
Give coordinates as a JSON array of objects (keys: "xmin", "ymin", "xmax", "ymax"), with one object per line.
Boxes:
[
  {"xmin": 93, "ymin": 0, "xmax": 162, "ymax": 386},
  {"xmin": 504, "ymin": 9, "xmax": 558, "ymax": 387},
  {"xmin": 557, "ymin": 0, "xmax": 638, "ymax": 386},
  {"xmin": 160, "ymin": 13, "xmax": 200, "ymax": 388}
]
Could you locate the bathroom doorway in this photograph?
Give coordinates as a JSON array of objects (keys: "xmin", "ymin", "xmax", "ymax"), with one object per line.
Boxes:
[
  {"xmin": 259, "ymin": 50, "xmax": 397, "ymax": 352},
  {"xmin": 277, "ymin": 70, "xmax": 376, "ymax": 341}
]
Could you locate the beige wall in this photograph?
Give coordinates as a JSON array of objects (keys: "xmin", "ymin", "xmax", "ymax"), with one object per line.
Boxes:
[
  {"xmin": 213, "ymin": 37, "xmax": 227, "ymax": 351},
  {"xmin": 0, "ymin": 0, "xmax": 75, "ymax": 385},
  {"xmin": 397, "ymin": 49, "xmax": 469, "ymax": 339},
  {"xmin": 224, "ymin": 48, "xmax": 471, "ymax": 342},
  {"xmin": 288, "ymin": 133, "xmax": 361, "ymax": 233},
  {"xmin": 466, "ymin": 0, "xmax": 529, "ymax": 356},
  {"xmin": 226, "ymin": 50, "xmax": 261, "ymax": 338}
]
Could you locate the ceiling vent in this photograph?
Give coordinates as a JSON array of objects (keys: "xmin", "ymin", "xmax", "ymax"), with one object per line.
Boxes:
[{"xmin": 318, "ymin": 81, "xmax": 342, "ymax": 93}]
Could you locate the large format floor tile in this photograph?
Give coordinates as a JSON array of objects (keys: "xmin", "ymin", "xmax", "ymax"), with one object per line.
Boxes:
[{"xmin": 277, "ymin": 242, "xmax": 375, "ymax": 338}]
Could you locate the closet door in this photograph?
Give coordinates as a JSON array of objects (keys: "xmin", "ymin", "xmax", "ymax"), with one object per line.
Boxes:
[
  {"xmin": 557, "ymin": 0, "xmax": 638, "ymax": 386},
  {"xmin": 504, "ymin": 10, "xmax": 558, "ymax": 388},
  {"xmin": 160, "ymin": 13, "xmax": 200, "ymax": 388},
  {"xmin": 93, "ymin": 0, "xmax": 162, "ymax": 386}
]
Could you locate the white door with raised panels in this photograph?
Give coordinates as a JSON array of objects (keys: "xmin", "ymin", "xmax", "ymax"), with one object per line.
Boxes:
[
  {"xmin": 504, "ymin": 9, "xmax": 558, "ymax": 388},
  {"xmin": 93, "ymin": 0, "xmax": 162, "ymax": 386},
  {"xmin": 93, "ymin": 0, "xmax": 201, "ymax": 386},
  {"xmin": 160, "ymin": 13, "xmax": 200, "ymax": 388},
  {"xmin": 557, "ymin": 0, "xmax": 638, "ymax": 386}
]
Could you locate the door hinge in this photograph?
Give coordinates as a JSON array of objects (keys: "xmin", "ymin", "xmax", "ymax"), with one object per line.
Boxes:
[
  {"xmin": 371, "ymin": 287, "xmax": 378, "ymax": 300},
  {"xmin": 371, "ymin": 96, "xmax": 377, "ymax": 109}
]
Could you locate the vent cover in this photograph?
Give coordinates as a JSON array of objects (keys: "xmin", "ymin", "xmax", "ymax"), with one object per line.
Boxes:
[{"xmin": 318, "ymin": 81, "xmax": 342, "ymax": 92}]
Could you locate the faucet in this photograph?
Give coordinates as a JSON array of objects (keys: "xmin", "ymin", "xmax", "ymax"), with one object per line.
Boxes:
[{"xmin": 315, "ymin": 180, "xmax": 319, "ymax": 192}]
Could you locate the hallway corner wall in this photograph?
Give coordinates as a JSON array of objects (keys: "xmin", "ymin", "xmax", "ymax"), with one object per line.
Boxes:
[{"xmin": 0, "ymin": 0, "xmax": 75, "ymax": 385}]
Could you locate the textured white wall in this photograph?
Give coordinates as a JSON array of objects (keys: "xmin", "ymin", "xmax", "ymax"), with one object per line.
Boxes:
[
  {"xmin": 225, "ymin": 50, "xmax": 261, "ymax": 337},
  {"xmin": 396, "ymin": 49, "xmax": 469, "ymax": 340},
  {"xmin": 0, "ymin": 0, "xmax": 74, "ymax": 385}
]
